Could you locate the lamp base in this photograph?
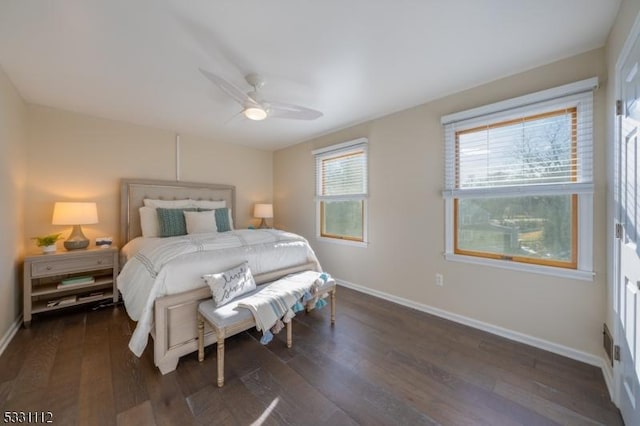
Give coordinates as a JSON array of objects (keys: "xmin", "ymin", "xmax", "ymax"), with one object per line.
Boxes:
[
  {"xmin": 258, "ymin": 218, "xmax": 269, "ymax": 229},
  {"xmin": 64, "ymin": 240, "xmax": 89, "ymax": 250},
  {"xmin": 64, "ymin": 225, "xmax": 90, "ymax": 250}
]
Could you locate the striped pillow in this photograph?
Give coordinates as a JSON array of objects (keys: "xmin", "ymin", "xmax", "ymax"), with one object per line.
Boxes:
[
  {"xmin": 214, "ymin": 208, "xmax": 233, "ymax": 232},
  {"xmin": 156, "ymin": 208, "xmax": 197, "ymax": 237}
]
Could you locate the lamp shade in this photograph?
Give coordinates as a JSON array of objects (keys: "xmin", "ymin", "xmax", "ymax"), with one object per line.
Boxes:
[
  {"xmin": 253, "ymin": 203, "xmax": 273, "ymax": 219},
  {"xmin": 52, "ymin": 202, "xmax": 98, "ymax": 225}
]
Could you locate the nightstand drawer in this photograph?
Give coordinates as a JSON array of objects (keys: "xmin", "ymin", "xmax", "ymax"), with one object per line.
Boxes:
[{"xmin": 31, "ymin": 254, "xmax": 114, "ymax": 277}]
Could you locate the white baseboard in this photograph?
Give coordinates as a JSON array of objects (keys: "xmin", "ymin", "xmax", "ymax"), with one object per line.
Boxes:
[
  {"xmin": 0, "ymin": 316, "xmax": 22, "ymax": 357},
  {"xmin": 337, "ymin": 279, "xmax": 605, "ymax": 369},
  {"xmin": 600, "ymin": 358, "xmax": 615, "ymax": 401}
]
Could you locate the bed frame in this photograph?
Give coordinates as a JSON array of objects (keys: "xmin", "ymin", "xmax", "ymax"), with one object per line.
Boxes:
[{"xmin": 120, "ymin": 178, "xmax": 317, "ymax": 374}]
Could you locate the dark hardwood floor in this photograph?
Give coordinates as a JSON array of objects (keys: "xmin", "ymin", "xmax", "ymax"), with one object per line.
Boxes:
[{"xmin": 0, "ymin": 287, "xmax": 622, "ymax": 425}]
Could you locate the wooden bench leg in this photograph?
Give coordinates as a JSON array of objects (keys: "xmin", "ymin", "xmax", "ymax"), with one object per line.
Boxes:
[
  {"xmin": 197, "ymin": 314, "xmax": 205, "ymax": 362},
  {"xmin": 286, "ymin": 320, "xmax": 292, "ymax": 348},
  {"xmin": 330, "ymin": 288, "xmax": 336, "ymax": 325},
  {"xmin": 216, "ymin": 332, "xmax": 225, "ymax": 387}
]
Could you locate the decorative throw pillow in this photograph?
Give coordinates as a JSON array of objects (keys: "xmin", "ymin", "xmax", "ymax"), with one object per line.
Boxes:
[
  {"xmin": 214, "ymin": 207, "xmax": 234, "ymax": 232},
  {"xmin": 156, "ymin": 207, "xmax": 197, "ymax": 237},
  {"xmin": 143, "ymin": 198, "xmax": 193, "ymax": 208},
  {"xmin": 192, "ymin": 199, "xmax": 226, "ymax": 210},
  {"xmin": 202, "ymin": 262, "xmax": 256, "ymax": 307},
  {"xmin": 139, "ymin": 206, "xmax": 160, "ymax": 237},
  {"xmin": 183, "ymin": 210, "xmax": 217, "ymax": 234}
]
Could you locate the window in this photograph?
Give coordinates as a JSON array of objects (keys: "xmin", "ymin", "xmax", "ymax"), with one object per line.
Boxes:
[
  {"xmin": 313, "ymin": 138, "xmax": 368, "ymax": 245},
  {"xmin": 442, "ymin": 78, "xmax": 596, "ymax": 279}
]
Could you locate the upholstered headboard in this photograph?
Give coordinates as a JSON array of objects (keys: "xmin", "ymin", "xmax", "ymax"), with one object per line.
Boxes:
[{"xmin": 120, "ymin": 178, "xmax": 236, "ymax": 244}]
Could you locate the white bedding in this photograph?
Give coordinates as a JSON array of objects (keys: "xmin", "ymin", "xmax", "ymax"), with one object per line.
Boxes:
[{"xmin": 117, "ymin": 229, "xmax": 321, "ymax": 356}]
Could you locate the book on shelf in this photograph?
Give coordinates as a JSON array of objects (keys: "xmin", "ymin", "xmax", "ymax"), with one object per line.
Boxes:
[
  {"xmin": 78, "ymin": 291, "xmax": 105, "ymax": 301},
  {"xmin": 59, "ymin": 295, "xmax": 77, "ymax": 305},
  {"xmin": 46, "ymin": 295, "xmax": 77, "ymax": 308},
  {"xmin": 57, "ymin": 276, "xmax": 95, "ymax": 289}
]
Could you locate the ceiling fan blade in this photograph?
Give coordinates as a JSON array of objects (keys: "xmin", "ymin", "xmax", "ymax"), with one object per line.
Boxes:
[
  {"xmin": 199, "ymin": 68, "xmax": 258, "ymax": 106},
  {"xmin": 267, "ymin": 101, "xmax": 323, "ymax": 120},
  {"xmin": 223, "ymin": 108, "xmax": 247, "ymax": 125}
]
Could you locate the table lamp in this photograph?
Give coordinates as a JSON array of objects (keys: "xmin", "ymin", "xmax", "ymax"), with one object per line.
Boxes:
[
  {"xmin": 253, "ymin": 203, "xmax": 273, "ymax": 229},
  {"xmin": 52, "ymin": 202, "xmax": 98, "ymax": 250}
]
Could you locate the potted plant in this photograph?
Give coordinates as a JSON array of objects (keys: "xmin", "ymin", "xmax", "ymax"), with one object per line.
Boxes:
[{"xmin": 33, "ymin": 233, "xmax": 62, "ymax": 253}]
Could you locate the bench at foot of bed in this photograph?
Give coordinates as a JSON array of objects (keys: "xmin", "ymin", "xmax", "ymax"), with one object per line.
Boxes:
[{"xmin": 197, "ymin": 273, "xmax": 336, "ymax": 387}]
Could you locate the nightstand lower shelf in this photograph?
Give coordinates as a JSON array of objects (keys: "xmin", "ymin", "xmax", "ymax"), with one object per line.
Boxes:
[{"xmin": 32, "ymin": 291, "xmax": 114, "ymax": 314}]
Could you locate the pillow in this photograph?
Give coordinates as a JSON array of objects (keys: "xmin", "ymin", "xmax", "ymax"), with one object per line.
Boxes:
[
  {"xmin": 156, "ymin": 207, "xmax": 197, "ymax": 237},
  {"xmin": 143, "ymin": 198, "xmax": 193, "ymax": 209},
  {"xmin": 191, "ymin": 199, "xmax": 226, "ymax": 210},
  {"xmin": 183, "ymin": 210, "xmax": 217, "ymax": 234},
  {"xmin": 214, "ymin": 208, "xmax": 234, "ymax": 232},
  {"xmin": 202, "ymin": 262, "xmax": 256, "ymax": 307},
  {"xmin": 139, "ymin": 206, "xmax": 160, "ymax": 237}
]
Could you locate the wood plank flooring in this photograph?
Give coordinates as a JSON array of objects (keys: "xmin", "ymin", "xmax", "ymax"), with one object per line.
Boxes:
[{"xmin": 0, "ymin": 287, "xmax": 623, "ymax": 425}]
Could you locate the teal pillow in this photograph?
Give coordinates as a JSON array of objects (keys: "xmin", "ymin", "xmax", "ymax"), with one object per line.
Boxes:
[
  {"xmin": 156, "ymin": 208, "xmax": 197, "ymax": 237},
  {"xmin": 214, "ymin": 208, "xmax": 232, "ymax": 232}
]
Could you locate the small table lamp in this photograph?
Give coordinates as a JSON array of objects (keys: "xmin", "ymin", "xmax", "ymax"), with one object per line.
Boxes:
[
  {"xmin": 52, "ymin": 202, "xmax": 98, "ymax": 250},
  {"xmin": 254, "ymin": 203, "xmax": 273, "ymax": 229}
]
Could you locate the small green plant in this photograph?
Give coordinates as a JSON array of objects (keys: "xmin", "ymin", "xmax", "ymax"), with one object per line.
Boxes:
[{"xmin": 33, "ymin": 233, "xmax": 62, "ymax": 247}]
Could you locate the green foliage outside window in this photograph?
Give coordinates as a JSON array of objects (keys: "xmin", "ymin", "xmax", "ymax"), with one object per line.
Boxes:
[
  {"xmin": 321, "ymin": 200, "xmax": 363, "ymax": 241},
  {"xmin": 457, "ymin": 196, "xmax": 572, "ymax": 262}
]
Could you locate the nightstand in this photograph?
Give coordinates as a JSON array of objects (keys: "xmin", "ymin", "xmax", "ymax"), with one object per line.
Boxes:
[{"xmin": 23, "ymin": 247, "xmax": 119, "ymax": 326}]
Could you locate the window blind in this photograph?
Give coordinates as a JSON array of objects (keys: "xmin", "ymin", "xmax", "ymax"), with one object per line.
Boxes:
[
  {"xmin": 443, "ymin": 79, "xmax": 595, "ymax": 199},
  {"xmin": 314, "ymin": 138, "xmax": 368, "ymax": 201}
]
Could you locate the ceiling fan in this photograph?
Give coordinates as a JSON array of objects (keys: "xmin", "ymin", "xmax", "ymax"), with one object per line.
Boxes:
[{"xmin": 199, "ymin": 68, "xmax": 323, "ymax": 121}]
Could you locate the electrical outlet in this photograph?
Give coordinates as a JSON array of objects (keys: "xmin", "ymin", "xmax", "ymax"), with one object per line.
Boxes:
[{"xmin": 435, "ymin": 273, "xmax": 444, "ymax": 287}]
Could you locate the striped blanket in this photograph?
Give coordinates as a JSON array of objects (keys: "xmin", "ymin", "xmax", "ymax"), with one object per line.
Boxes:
[{"xmin": 237, "ymin": 271, "xmax": 327, "ymax": 344}]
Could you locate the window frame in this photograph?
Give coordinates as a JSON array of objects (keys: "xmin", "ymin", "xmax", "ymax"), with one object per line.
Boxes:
[
  {"xmin": 313, "ymin": 138, "xmax": 369, "ymax": 247},
  {"xmin": 441, "ymin": 78, "xmax": 597, "ymax": 281}
]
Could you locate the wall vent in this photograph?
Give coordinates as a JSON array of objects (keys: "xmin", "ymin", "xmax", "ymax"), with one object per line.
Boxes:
[{"xmin": 603, "ymin": 323, "xmax": 614, "ymax": 367}]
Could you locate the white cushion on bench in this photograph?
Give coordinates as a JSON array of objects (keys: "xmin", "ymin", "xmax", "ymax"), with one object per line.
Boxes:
[{"xmin": 199, "ymin": 290, "xmax": 256, "ymax": 328}]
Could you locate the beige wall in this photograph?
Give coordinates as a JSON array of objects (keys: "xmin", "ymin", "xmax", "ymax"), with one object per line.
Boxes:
[
  {"xmin": 0, "ymin": 66, "xmax": 27, "ymax": 339},
  {"xmin": 25, "ymin": 106, "xmax": 273, "ymax": 250},
  {"xmin": 275, "ymin": 48, "xmax": 608, "ymax": 357}
]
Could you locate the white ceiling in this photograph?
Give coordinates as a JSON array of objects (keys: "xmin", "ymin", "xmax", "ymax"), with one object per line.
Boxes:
[{"xmin": 0, "ymin": 0, "xmax": 621, "ymax": 150}]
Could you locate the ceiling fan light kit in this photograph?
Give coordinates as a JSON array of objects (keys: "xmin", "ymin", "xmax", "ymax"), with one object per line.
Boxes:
[
  {"xmin": 199, "ymin": 68, "xmax": 323, "ymax": 121},
  {"xmin": 244, "ymin": 106, "xmax": 268, "ymax": 120}
]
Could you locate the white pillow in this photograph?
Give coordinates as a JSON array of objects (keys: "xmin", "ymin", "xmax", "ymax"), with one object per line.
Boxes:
[
  {"xmin": 192, "ymin": 199, "xmax": 226, "ymax": 210},
  {"xmin": 202, "ymin": 262, "xmax": 256, "ymax": 307},
  {"xmin": 139, "ymin": 206, "xmax": 160, "ymax": 237},
  {"xmin": 143, "ymin": 198, "xmax": 193, "ymax": 208},
  {"xmin": 184, "ymin": 210, "xmax": 217, "ymax": 234}
]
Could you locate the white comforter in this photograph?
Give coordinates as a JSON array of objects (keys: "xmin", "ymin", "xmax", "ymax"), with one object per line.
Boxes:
[{"xmin": 117, "ymin": 229, "xmax": 320, "ymax": 356}]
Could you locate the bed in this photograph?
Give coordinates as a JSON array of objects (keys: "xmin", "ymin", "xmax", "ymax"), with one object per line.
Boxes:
[{"xmin": 117, "ymin": 178, "xmax": 320, "ymax": 374}]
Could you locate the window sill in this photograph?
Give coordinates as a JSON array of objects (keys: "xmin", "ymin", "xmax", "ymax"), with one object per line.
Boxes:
[
  {"xmin": 444, "ymin": 253, "xmax": 594, "ymax": 281},
  {"xmin": 316, "ymin": 236, "xmax": 368, "ymax": 248}
]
